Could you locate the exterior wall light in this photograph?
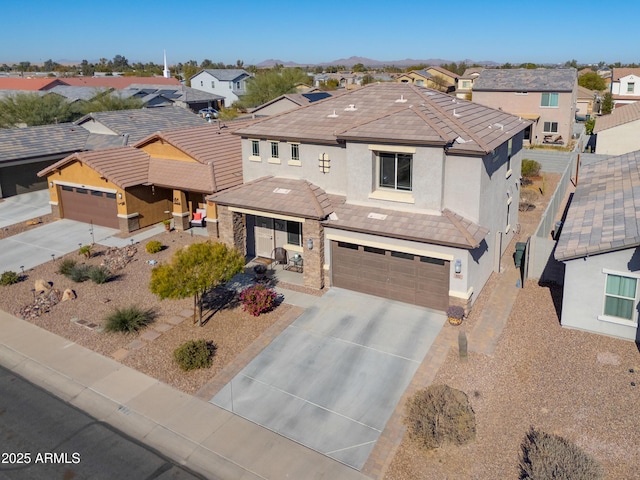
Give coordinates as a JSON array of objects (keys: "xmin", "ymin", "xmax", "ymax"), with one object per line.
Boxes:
[
  {"xmin": 49, "ymin": 182, "xmax": 53, "ymax": 188},
  {"xmin": 455, "ymin": 259, "xmax": 462, "ymax": 274},
  {"xmin": 307, "ymin": 238, "xmax": 314, "ymax": 250},
  {"xmin": 118, "ymin": 193, "xmax": 123, "ymax": 199}
]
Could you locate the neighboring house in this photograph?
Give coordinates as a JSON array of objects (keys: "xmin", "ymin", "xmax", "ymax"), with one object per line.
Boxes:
[
  {"xmin": 0, "ymin": 77, "xmax": 68, "ymax": 91},
  {"xmin": 610, "ymin": 67, "xmax": 640, "ymax": 108},
  {"xmin": 210, "ymin": 83, "xmax": 529, "ymax": 313},
  {"xmin": 456, "ymin": 68, "xmax": 483, "ymax": 99},
  {"xmin": 575, "ymin": 85, "xmax": 599, "ymax": 120},
  {"xmin": 60, "ymin": 76, "xmax": 181, "ymax": 89},
  {"xmin": 38, "ymin": 120, "xmax": 254, "ymax": 234},
  {"xmin": 593, "ymin": 101, "xmax": 640, "ymax": 155},
  {"xmin": 424, "ymin": 65, "xmax": 459, "ymax": 91},
  {"xmin": 117, "ymin": 84, "xmax": 224, "ymax": 112},
  {"xmin": 555, "ymin": 150, "xmax": 640, "ymax": 342},
  {"xmin": 74, "ymin": 106, "xmax": 206, "ymax": 144},
  {"xmin": 313, "ymin": 73, "xmax": 361, "ymax": 89},
  {"xmin": 189, "ymin": 69, "xmax": 252, "ymax": 107},
  {"xmin": 249, "ymin": 91, "xmax": 333, "ymax": 117},
  {"xmin": 0, "ymin": 124, "xmax": 92, "ymax": 197},
  {"xmin": 472, "ymin": 68, "xmax": 577, "ymax": 146},
  {"xmin": 396, "ymin": 67, "xmax": 457, "ymax": 92},
  {"xmin": 395, "ymin": 70, "xmax": 432, "ymax": 87}
]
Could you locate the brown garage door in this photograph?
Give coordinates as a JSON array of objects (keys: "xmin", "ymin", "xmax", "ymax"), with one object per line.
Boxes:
[
  {"xmin": 331, "ymin": 241, "xmax": 450, "ymax": 311},
  {"xmin": 59, "ymin": 185, "xmax": 119, "ymax": 228}
]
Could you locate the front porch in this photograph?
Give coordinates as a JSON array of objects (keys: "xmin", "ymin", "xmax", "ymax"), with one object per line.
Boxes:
[{"xmin": 244, "ymin": 257, "xmax": 306, "ymax": 288}]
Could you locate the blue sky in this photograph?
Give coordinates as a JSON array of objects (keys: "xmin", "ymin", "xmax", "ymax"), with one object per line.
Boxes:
[{"xmin": 2, "ymin": 0, "xmax": 638, "ymax": 66}]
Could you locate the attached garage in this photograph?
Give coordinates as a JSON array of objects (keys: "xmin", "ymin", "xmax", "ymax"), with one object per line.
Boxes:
[
  {"xmin": 0, "ymin": 160, "xmax": 52, "ymax": 197},
  {"xmin": 59, "ymin": 185, "xmax": 119, "ymax": 229},
  {"xmin": 331, "ymin": 241, "xmax": 450, "ymax": 311}
]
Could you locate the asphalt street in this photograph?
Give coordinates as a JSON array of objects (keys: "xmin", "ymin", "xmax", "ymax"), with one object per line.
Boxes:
[{"xmin": 0, "ymin": 364, "xmax": 209, "ymax": 480}]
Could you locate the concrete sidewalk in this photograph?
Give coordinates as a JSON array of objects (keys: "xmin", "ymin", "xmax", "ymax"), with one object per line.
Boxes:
[{"xmin": 0, "ymin": 310, "xmax": 368, "ymax": 480}]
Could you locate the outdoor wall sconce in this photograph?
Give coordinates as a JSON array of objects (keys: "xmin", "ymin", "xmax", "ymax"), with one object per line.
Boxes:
[
  {"xmin": 118, "ymin": 193, "xmax": 122, "ymax": 199},
  {"xmin": 173, "ymin": 197, "xmax": 181, "ymax": 205},
  {"xmin": 455, "ymin": 259, "xmax": 462, "ymax": 274},
  {"xmin": 307, "ymin": 238, "xmax": 314, "ymax": 250},
  {"xmin": 49, "ymin": 182, "xmax": 53, "ymax": 188}
]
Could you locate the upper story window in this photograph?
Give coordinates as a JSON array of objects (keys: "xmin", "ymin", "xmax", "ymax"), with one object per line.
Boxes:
[
  {"xmin": 200, "ymin": 81, "xmax": 203, "ymax": 87},
  {"xmin": 211, "ymin": 81, "xmax": 215, "ymax": 88},
  {"xmin": 416, "ymin": 79, "xmax": 424, "ymax": 86},
  {"xmin": 251, "ymin": 140, "xmax": 260, "ymax": 157},
  {"xmin": 270, "ymin": 141, "xmax": 279, "ymax": 159},
  {"xmin": 461, "ymin": 80, "xmax": 471, "ymax": 88},
  {"xmin": 604, "ymin": 273, "xmax": 637, "ymax": 321},
  {"xmin": 541, "ymin": 92, "xmax": 559, "ymax": 107},
  {"xmin": 506, "ymin": 138, "xmax": 513, "ymax": 174},
  {"xmin": 229, "ymin": 81, "xmax": 233, "ymax": 89},
  {"xmin": 290, "ymin": 143, "xmax": 299, "ymax": 161},
  {"xmin": 378, "ymin": 152, "xmax": 412, "ymax": 191},
  {"xmin": 627, "ymin": 82, "xmax": 635, "ymax": 93},
  {"xmin": 235, "ymin": 81, "xmax": 241, "ymax": 89}
]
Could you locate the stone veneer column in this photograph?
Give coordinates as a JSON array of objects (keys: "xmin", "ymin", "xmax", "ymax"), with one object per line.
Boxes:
[
  {"xmin": 303, "ymin": 219, "xmax": 324, "ymax": 290},
  {"xmin": 218, "ymin": 206, "xmax": 246, "ymax": 255}
]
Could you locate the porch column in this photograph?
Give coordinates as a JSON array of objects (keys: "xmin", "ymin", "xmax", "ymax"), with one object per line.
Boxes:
[
  {"xmin": 218, "ymin": 205, "xmax": 246, "ymax": 255},
  {"xmin": 172, "ymin": 190, "xmax": 189, "ymax": 231},
  {"xmin": 303, "ymin": 219, "xmax": 324, "ymax": 290}
]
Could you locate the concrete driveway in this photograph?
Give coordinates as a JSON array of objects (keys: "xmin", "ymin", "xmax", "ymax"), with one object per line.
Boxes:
[
  {"xmin": 211, "ymin": 288, "xmax": 445, "ymax": 470},
  {"xmin": 0, "ymin": 219, "xmax": 165, "ymax": 273},
  {"xmin": 0, "ymin": 190, "xmax": 52, "ymax": 229}
]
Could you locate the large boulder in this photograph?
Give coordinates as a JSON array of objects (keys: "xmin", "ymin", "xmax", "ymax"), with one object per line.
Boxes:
[{"xmin": 34, "ymin": 279, "xmax": 51, "ymax": 294}]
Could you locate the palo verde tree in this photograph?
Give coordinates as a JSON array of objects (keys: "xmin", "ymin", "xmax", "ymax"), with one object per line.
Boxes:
[
  {"xmin": 240, "ymin": 67, "xmax": 312, "ymax": 108},
  {"xmin": 578, "ymin": 72, "xmax": 606, "ymax": 91},
  {"xmin": 149, "ymin": 242, "xmax": 245, "ymax": 326},
  {"xmin": 0, "ymin": 92, "xmax": 74, "ymax": 128}
]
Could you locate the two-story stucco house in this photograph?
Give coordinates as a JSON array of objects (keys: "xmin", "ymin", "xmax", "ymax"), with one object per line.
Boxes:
[
  {"xmin": 189, "ymin": 69, "xmax": 252, "ymax": 107},
  {"xmin": 610, "ymin": 67, "xmax": 640, "ymax": 108},
  {"xmin": 210, "ymin": 83, "xmax": 529, "ymax": 313},
  {"xmin": 472, "ymin": 68, "xmax": 577, "ymax": 146}
]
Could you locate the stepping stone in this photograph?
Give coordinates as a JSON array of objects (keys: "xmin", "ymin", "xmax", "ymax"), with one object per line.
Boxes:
[
  {"xmin": 126, "ymin": 339, "xmax": 145, "ymax": 350},
  {"xmin": 140, "ymin": 330, "xmax": 161, "ymax": 342},
  {"xmin": 179, "ymin": 309, "xmax": 194, "ymax": 318},
  {"xmin": 112, "ymin": 348, "xmax": 129, "ymax": 361},
  {"xmin": 153, "ymin": 323, "xmax": 173, "ymax": 333},
  {"xmin": 166, "ymin": 315, "xmax": 186, "ymax": 325}
]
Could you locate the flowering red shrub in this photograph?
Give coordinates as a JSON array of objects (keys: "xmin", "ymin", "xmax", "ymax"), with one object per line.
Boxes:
[{"xmin": 240, "ymin": 284, "xmax": 277, "ymax": 316}]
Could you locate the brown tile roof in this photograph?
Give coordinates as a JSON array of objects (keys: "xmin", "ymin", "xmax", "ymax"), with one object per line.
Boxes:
[
  {"xmin": 38, "ymin": 147, "xmax": 150, "ymax": 189},
  {"xmin": 61, "ymin": 76, "xmax": 181, "ymax": 89},
  {"xmin": 593, "ymin": 101, "xmax": 640, "ymax": 132},
  {"xmin": 611, "ymin": 68, "xmax": 640, "ymax": 81},
  {"xmin": 555, "ymin": 150, "xmax": 640, "ymax": 261},
  {"xmin": 148, "ymin": 158, "xmax": 214, "ymax": 192},
  {"xmin": 234, "ymin": 83, "xmax": 528, "ymax": 154},
  {"xmin": 324, "ymin": 199, "xmax": 488, "ymax": 249},
  {"xmin": 209, "ymin": 176, "xmax": 333, "ymax": 220},
  {"xmin": 0, "ymin": 78, "xmax": 67, "ymax": 91},
  {"xmin": 577, "ymin": 85, "xmax": 597, "ymax": 99},
  {"xmin": 134, "ymin": 118, "xmax": 257, "ymax": 191}
]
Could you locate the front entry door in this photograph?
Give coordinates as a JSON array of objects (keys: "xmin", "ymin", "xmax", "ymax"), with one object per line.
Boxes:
[{"xmin": 254, "ymin": 216, "xmax": 274, "ymax": 258}]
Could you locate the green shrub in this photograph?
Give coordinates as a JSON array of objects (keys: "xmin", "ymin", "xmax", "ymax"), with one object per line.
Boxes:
[
  {"xmin": 88, "ymin": 266, "xmax": 110, "ymax": 284},
  {"xmin": 58, "ymin": 258, "xmax": 77, "ymax": 276},
  {"xmin": 0, "ymin": 271, "xmax": 19, "ymax": 286},
  {"xmin": 521, "ymin": 159, "xmax": 541, "ymax": 178},
  {"xmin": 174, "ymin": 339, "xmax": 216, "ymax": 371},
  {"xmin": 145, "ymin": 240, "xmax": 163, "ymax": 254},
  {"xmin": 240, "ymin": 284, "xmax": 278, "ymax": 316},
  {"xmin": 404, "ymin": 384, "xmax": 476, "ymax": 450},
  {"xmin": 68, "ymin": 264, "xmax": 91, "ymax": 282},
  {"xmin": 519, "ymin": 426, "xmax": 604, "ymax": 480},
  {"xmin": 103, "ymin": 306, "xmax": 155, "ymax": 333},
  {"xmin": 78, "ymin": 244, "xmax": 92, "ymax": 259}
]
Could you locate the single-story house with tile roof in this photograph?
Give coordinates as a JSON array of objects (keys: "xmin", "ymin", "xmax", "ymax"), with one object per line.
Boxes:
[
  {"xmin": 38, "ymin": 120, "xmax": 254, "ymax": 234},
  {"xmin": 210, "ymin": 82, "xmax": 529, "ymax": 312},
  {"xmin": 0, "ymin": 123, "xmax": 101, "ymax": 198},
  {"xmin": 472, "ymin": 68, "xmax": 577, "ymax": 146},
  {"xmin": 555, "ymin": 150, "xmax": 640, "ymax": 342},
  {"xmin": 74, "ymin": 106, "xmax": 207, "ymax": 144},
  {"xmin": 593, "ymin": 102, "xmax": 640, "ymax": 155},
  {"xmin": 0, "ymin": 77, "xmax": 68, "ymax": 91},
  {"xmin": 249, "ymin": 91, "xmax": 333, "ymax": 117}
]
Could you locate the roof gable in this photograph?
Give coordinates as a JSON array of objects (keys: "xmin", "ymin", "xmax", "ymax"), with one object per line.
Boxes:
[
  {"xmin": 593, "ymin": 101, "xmax": 640, "ymax": 132},
  {"xmin": 193, "ymin": 69, "xmax": 251, "ymax": 82}
]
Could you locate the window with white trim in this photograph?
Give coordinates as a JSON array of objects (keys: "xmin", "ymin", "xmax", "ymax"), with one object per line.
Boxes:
[
  {"xmin": 604, "ymin": 273, "xmax": 637, "ymax": 321},
  {"xmin": 541, "ymin": 92, "xmax": 559, "ymax": 107},
  {"xmin": 507, "ymin": 138, "xmax": 513, "ymax": 173},
  {"xmin": 211, "ymin": 81, "xmax": 215, "ymax": 88},
  {"xmin": 378, "ymin": 152, "xmax": 412, "ymax": 191},
  {"xmin": 543, "ymin": 122, "xmax": 559, "ymax": 133},
  {"xmin": 290, "ymin": 143, "xmax": 299, "ymax": 161},
  {"xmin": 627, "ymin": 82, "xmax": 635, "ymax": 93},
  {"xmin": 251, "ymin": 140, "xmax": 260, "ymax": 157},
  {"xmin": 286, "ymin": 221, "xmax": 301, "ymax": 246},
  {"xmin": 270, "ymin": 141, "xmax": 279, "ymax": 159}
]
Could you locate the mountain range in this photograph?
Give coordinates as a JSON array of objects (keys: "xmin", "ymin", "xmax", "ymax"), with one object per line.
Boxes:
[{"xmin": 255, "ymin": 56, "xmax": 500, "ymax": 68}]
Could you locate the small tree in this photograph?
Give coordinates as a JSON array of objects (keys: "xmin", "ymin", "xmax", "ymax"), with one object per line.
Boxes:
[
  {"xmin": 149, "ymin": 242, "xmax": 245, "ymax": 326},
  {"xmin": 578, "ymin": 72, "xmax": 606, "ymax": 91},
  {"xmin": 601, "ymin": 92, "xmax": 613, "ymax": 115}
]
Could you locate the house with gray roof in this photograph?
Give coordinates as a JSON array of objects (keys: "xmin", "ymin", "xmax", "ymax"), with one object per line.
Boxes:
[
  {"xmin": 593, "ymin": 101, "xmax": 640, "ymax": 155},
  {"xmin": 555, "ymin": 150, "xmax": 640, "ymax": 342},
  {"xmin": 249, "ymin": 91, "xmax": 333, "ymax": 117},
  {"xmin": 74, "ymin": 106, "xmax": 206, "ymax": 144},
  {"xmin": 189, "ymin": 69, "xmax": 252, "ymax": 107},
  {"xmin": 210, "ymin": 82, "xmax": 530, "ymax": 313},
  {"xmin": 0, "ymin": 123, "xmax": 122, "ymax": 198},
  {"xmin": 472, "ymin": 68, "xmax": 577, "ymax": 146}
]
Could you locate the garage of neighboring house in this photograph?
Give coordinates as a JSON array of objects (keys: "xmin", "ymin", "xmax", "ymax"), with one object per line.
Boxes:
[
  {"xmin": 58, "ymin": 185, "xmax": 119, "ymax": 228},
  {"xmin": 0, "ymin": 160, "xmax": 52, "ymax": 197},
  {"xmin": 331, "ymin": 240, "xmax": 450, "ymax": 311}
]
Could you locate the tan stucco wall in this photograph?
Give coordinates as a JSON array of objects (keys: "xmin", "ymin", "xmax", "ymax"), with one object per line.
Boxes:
[
  {"xmin": 596, "ymin": 120, "xmax": 640, "ymax": 155},
  {"xmin": 125, "ymin": 185, "xmax": 172, "ymax": 229},
  {"xmin": 138, "ymin": 141, "xmax": 197, "ymax": 162}
]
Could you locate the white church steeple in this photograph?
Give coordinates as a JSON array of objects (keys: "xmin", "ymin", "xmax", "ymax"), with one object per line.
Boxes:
[{"xmin": 163, "ymin": 50, "xmax": 170, "ymax": 78}]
